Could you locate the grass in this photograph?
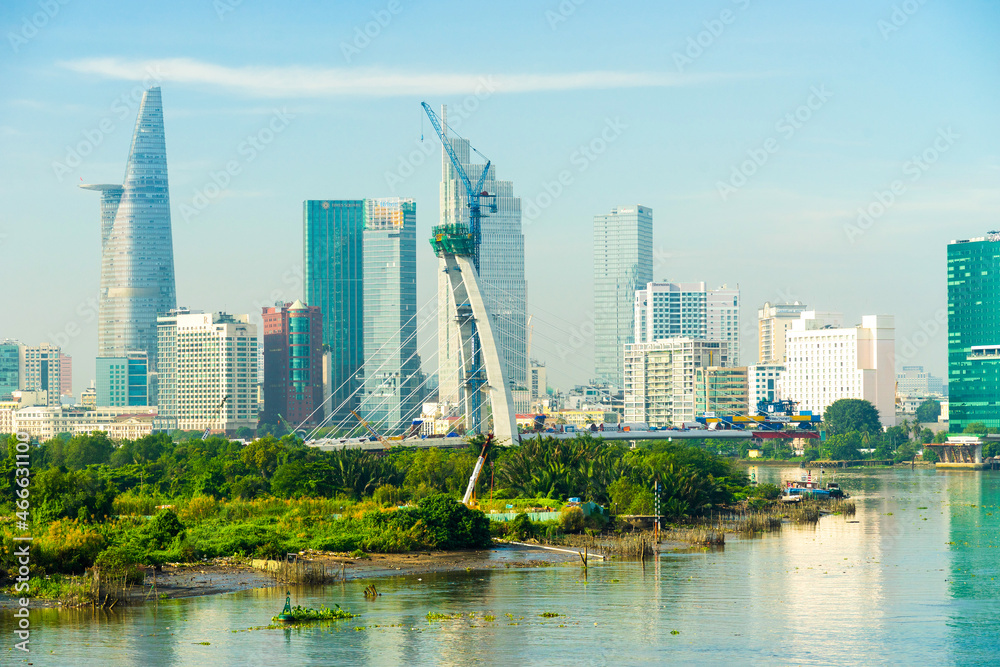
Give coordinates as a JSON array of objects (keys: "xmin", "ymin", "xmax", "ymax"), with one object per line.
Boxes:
[
  {"xmin": 427, "ymin": 612, "xmax": 463, "ymax": 621},
  {"xmin": 272, "ymin": 604, "xmax": 358, "ymax": 623}
]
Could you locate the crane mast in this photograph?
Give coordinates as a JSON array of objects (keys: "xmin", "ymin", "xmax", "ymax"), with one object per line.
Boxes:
[{"xmin": 420, "ymin": 102, "xmax": 495, "ymax": 270}]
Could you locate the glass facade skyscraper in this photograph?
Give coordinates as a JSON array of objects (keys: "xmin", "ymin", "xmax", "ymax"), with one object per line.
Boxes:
[
  {"xmin": 96, "ymin": 352, "xmax": 149, "ymax": 407},
  {"xmin": 359, "ymin": 198, "xmax": 421, "ymax": 434},
  {"xmin": 594, "ymin": 205, "xmax": 653, "ymax": 387},
  {"xmin": 82, "ymin": 86, "xmax": 176, "ymax": 379},
  {"xmin": 948, "ymin": 234, "xmax": 1000, "ymax": 430},
  {"xmin": 262, "ymin": 301, "xmax": 324, "ymax": 427},
  {"xmin": 0, "ymin": 340, "xmax": 21, "ymax": 400},
  {"xmin": 438, "ymin": 116, "xmax": 527, "ymax": 410},
  {"xmin": 304, "ymin": 200, "xmax": 365, "ymax": 425},
  {"xmin": 634, "ymin": 281, "xmax": 740, "ymax": 366}
]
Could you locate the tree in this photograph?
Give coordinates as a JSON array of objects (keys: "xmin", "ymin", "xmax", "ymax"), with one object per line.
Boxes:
[
  {"xmin": 239, "ymin": 436, "xmax": 286, "ymax": 479},
  {"xmin": 964, "ymin": 422, "xmax": 988, "ymax": 435},
  {"xmin": 826, "ymin": 433, "xmax": 862, "ymax": 461},
  {"xmin": 893, "ymin": 442, "xmax": 918, "ymax": 464},
  {"xmin": 933, "ymin": 430, "xmax": 950, "ymax": 443},
  {"xmin": 823, "ymin": 399, "xmax": 881, "ymax": 435},
  {"xmin": 915, "ymin": 399, "xmax": 941, "ymax": 424}
]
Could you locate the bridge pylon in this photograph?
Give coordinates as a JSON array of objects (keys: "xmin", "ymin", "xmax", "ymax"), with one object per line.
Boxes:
[{"xmin": 431, "ymin": 224, "xmax": 518, "ymax": 446}]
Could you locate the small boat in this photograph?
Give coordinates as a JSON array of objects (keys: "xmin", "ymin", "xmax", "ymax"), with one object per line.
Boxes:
[{"xmin": 782, "ymin": 476, "xmax": 849, "ymax": 499}]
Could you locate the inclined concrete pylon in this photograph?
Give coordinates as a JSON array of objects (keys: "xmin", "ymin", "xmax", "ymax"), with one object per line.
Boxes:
[{"xmin": 433, "ymin": 227, "xmax": 518, "ymax": 446}]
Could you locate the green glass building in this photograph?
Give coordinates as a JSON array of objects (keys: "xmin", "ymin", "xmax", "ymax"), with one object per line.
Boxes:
[
  {"xmin": 947, "ymin": 233, "xmax": 1000, "ymax": 430},
  {"xmin": 359, "ymin": 198, "xmax": 421, "ymax": 434},
  {"xmin": 304, "ymin": 200, "xmax": 365, "ymax": 425},
  {"xmin": 96, "ymin": 352, "xmax": 149, "ymax": 407}
]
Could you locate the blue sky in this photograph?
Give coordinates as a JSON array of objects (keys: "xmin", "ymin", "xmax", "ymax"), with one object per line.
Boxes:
[{"xmin": 1, "ymin": 0, "xmax": 998, "ymax": 396}]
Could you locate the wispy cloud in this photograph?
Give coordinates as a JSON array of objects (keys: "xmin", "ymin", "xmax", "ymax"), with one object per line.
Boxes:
[{"xmin": 59, "ymin": 57, "xmax": 741, "ymax": 98}]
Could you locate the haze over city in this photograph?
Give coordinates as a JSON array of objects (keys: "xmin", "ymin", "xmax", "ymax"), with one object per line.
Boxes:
[{"xmin": 3, "ymin": 0, "xmax": 999, "ymax": 397}]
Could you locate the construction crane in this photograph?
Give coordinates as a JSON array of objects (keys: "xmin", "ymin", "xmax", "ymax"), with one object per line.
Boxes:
[
  {"xmin": 350, "ymin": 410, "xmax": 389, "ymax": 446},
  {"xmin": 201, "ymin": 395, "xmax": 229, "ymax": 440},
  {"xmin": 462, "ymin": 433, "xmax": 494, "ymax": 507},
  {"xmin": 421, "ymin": 102, "xmax": 497, "ymax": 270}
]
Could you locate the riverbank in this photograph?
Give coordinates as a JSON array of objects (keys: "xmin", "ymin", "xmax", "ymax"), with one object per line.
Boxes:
[{"xmin": 0, "ymin": 544, "xmax": 579, "ymax": 609}]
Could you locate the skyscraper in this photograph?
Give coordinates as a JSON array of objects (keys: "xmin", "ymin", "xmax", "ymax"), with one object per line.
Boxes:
[
  {"xmin": 59, "ymin": 353, "xmax": 72, "ymax": 398},
  {"xmin": 757, "ymin": 302, "xmax": 808, "ymax": 364},
  {"xmin": 359, "ymin": 198, "xmax": 421, "ymax": 434},
  {"xmin": 781, "ymin": 313, "xmax": 896, "ymax": 427},
  {"xmin": 948, "ymin": 233, "xmax": 1000, "ymax": 430},
  {"xmin": 82, "ymin": 86, "xmax": 176, "ymax": 380},
  {"xmin": 96, "ymin": 352, "xmax": 148, "ymax": 407},
  {"xmin": 633, "ymin": 282, "xmax": 740, "ymax": 366},
  {"xmin": 594, "ymin": 205, "xmax": 653, "ymax": 387},
  {"xmin": 623, "ymin": 338, "xmax": 728, "ymax": 427},
  {"xmin": 438, "ymin": 114, "xmax": 527, "ymax": 413},
  {"xmin": 303, "ymin": 200, "xmax": 364, "ymax": 425},
  {"xmin": 156, "ymin": 310, "xmax": 258, "ymax": 432},
  {"xmin": 0, "ymin": 340, "xmax": 21, "ymax": 400},
  {"xmin": 20, "ymin": 343, "xmax": 62, "ymax": 407},
  {"xmin": 262, "ymin": 300, "xmax": 324, "ymax": 427}
]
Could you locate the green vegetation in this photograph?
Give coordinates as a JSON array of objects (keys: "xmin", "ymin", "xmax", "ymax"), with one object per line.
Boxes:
[
  {"xmin": 915, "ymin": 400, "xmax": 941, "ymax": 424},
  {"xmin": 823, "ymin": 399, "xmax": 882, "ymax": 435},
  {"xmin": 273, "ymin": 604, "xmax": 357, "ymax": 623},
  {"xmin": 0, "ymin": 431, "xmax": 752, "ymax": 582}
]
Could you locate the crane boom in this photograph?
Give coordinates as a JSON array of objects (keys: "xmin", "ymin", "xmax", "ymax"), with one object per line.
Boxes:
[
  {"xmin": 201, "ymin": 395, "xmax": 229, "ymax": 440},
  {"xmin": 351, "ymin": 410, "xmax": 389, "ymax": 445},
  {"xmin": 421, "ymin": 102, "xmax": 493, "ymax": 270},
  {"xmin": 462, "ymin": 433, "xmax": 494, "ymax": 506}
]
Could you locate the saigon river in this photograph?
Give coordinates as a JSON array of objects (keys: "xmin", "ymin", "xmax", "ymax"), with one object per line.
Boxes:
[{"xmin": 3, "ymin": 466, "xmax": 999, "ymax": 666}]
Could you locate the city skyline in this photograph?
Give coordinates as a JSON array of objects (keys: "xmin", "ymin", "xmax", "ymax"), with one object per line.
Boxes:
[{"xmin": 2, "ymin": 1, "xmax": 999, "ymax": 396}]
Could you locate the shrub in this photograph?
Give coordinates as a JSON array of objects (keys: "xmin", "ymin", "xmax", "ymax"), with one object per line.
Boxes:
[
  {"xmin": 373, "ymin": 484, "xmax": 404, "ymax": 507},
  {"xmin": 415, "ymin": 494, "xmax": 491, "ymax": 549},
  {"xmin": 509, "ymin": 512, "xmax": 535, "ymax": 540},
  {"xmin": 178, "ymin": 495, "xmax": 218, "ymax": 523},
  {"xmin": 559, "ymin": 506, "xmax": 585, "ymax": 533},
  {"xmin": 751, "ymin": 483, "xmax": 782, "ymax": 500}
]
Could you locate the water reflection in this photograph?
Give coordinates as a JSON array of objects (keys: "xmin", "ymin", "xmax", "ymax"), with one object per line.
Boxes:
[{"xmin": 3, "ymin": 471, "xmax": 1000, "ymax": 665}]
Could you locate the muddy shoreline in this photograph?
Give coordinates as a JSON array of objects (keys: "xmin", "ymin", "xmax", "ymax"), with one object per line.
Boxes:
[{"xmin": 0, "ymin": 543, "xmax": 581, "ymax": 610}]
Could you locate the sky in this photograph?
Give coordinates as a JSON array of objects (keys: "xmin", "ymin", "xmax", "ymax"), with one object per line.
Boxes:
[{"xmin": 1, "ymin": 0, "xmax": 998, "ymax": 398}]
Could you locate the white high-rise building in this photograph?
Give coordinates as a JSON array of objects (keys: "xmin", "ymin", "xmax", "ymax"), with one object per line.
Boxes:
[
  {"xmin": 781, "ymin": 314, "xmax": 896, "ymax": 427},
  {"xmin": 437, "ymin": 108, "xmax": 527, "ymax": 412},
  {"xmin": 634, "ymin": 282, "xmax": 740, "ymax": 365},
  {"xmin": 20, "ymin": 343, "xmax": 62, "ymax": 407},
  {"xmin": 896, "ymin": 365, "xmax": 945, "ymax": 397},
  {"xmin": 594, "ymin": 206, "xmax": 653, "ymax": 387},
  {"xmin": 747, "ymin": 363, "xmax": 785, "ymax": 413},
  {"xmin": 757, "ymin": 302, "xmax": 809, "ymax": 364},
  {"xmin": 156, "ymin": 310, "xmax": 258, "ymax": 432},
  {"xmin": 623, "ymin": 338, "xmax": 728, "ymax": 427}
]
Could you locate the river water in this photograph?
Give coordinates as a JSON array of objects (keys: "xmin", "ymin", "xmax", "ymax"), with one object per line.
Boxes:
[{"xmin": 3, "ymin": 467, "xmax": 999, "ymax": 666}]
